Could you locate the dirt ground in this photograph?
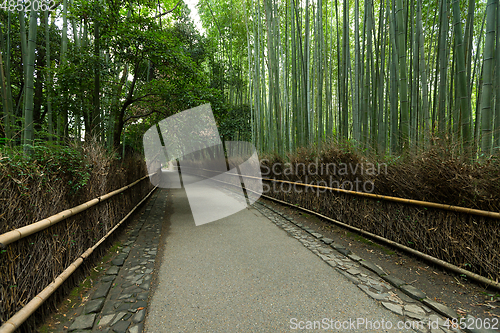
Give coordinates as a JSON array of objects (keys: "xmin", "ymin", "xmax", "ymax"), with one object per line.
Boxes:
[{"xmin": 260, "ymin": 197, "xmax": 500, "ymax": 324}]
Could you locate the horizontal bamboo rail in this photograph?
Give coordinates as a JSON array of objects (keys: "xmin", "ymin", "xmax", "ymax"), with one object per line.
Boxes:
[
  {"xmin": 0, "ymin": 173, "xmax": 154, "ymax": 248},
  {"xmin": 259, "ymin": 176, "xmax": 500, "ymax": 219},
  {"xmin": 186, "ymin": 166, "xmax": 500, "ymax": 220},
  {"xmin": 0, "ymin": 184, "xmax": 158, "ymax": 333}
]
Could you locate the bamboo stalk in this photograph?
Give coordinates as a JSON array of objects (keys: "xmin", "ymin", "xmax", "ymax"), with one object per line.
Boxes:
[
  {"xmin": 451, "ymin": 0, "xmax": 472, "ymax": 155},
  {"xmin": 480, "ymin": 0, "xmax": 497, "ymax": 154},
  {"xmin": 396, "ymin": 0, "xmax": 409, "ymax": 149}
]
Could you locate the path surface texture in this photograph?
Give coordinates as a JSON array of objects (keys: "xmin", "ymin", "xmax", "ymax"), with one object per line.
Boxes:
[{"xmin": 144, "ymin": 174, "xmax": 416, "ymax": 332}]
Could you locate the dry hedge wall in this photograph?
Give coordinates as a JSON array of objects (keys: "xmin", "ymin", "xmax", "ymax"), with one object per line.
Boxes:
[
  {"xmin": 0, "ymin": 143, "xmax": 155, "ymax": 332},
  {"xmin": 260, "ymin": 144, "xmax": 500, "ymax": 283}
]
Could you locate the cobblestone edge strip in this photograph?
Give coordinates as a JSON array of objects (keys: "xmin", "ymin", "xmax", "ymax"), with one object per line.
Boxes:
[
  {"xmin": 66, "ymin": 189, "xmax": 167, "ymax": 333},
  {"xmin": 253, "ymin": 201, "xmax": 497, "ymax": 333}
]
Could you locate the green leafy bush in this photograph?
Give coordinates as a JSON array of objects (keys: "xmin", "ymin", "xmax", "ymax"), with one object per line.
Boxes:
[{"xmin": 0, "ymin": 142, "xmax": 93, "ymax": 194}]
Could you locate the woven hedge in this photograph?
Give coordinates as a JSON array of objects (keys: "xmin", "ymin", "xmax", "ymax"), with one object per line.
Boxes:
[{"xmin": 0, "ymin": 143, "xmax": 155, "ymax": 332}]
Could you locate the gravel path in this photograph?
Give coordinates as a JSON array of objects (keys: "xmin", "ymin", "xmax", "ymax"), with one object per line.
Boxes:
[{"xmin": 144, "ymin": 177, "xmax": 415, "ymax": 332}]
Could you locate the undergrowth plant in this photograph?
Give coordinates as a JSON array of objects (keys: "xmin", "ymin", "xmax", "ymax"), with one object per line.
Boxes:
[{"xmin": 0, "ymin": 140, "xmax": 113, "ymax": 194}]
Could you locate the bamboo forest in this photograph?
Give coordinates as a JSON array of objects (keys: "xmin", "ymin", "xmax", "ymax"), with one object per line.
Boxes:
[
  {"xmin": 0, "ymin": 0, "xmax": 499, "ymax": 158},
  {"xmin": 201, "ymin": 0, "xmax": 500, "ymax": 157}
]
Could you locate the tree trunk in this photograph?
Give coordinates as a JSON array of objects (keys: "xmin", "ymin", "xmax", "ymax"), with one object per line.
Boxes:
[{"xmin": 113, "ymin": 63, "xmax": 139, "ymax": 150}]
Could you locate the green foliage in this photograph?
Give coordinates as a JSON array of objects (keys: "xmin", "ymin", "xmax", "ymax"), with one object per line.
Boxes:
[
  {"xmin": 218, "ymin": 105, "xmax": 252, "ymax": 142},
  {"xmin": 0, "ymin": 142, "xmax": 92, "ymax": 193},
  {"xmin": 0, "ymin": 0, "xmax": 231, "ymax": 154}
]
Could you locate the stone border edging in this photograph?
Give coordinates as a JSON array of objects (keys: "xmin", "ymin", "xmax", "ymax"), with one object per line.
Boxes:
[{"xmin": 65, "ymin": 190, "xmax": 167, "ymax": 333}]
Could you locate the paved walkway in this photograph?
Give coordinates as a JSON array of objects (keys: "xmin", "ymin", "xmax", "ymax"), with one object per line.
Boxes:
[{"xmin": 144, "ymin": 176, "xmax": 417, "ymax": 332}]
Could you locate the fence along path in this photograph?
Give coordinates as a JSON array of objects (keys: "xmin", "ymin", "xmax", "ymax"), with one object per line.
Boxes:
[{"xmin": 0, "ymin": 173, "xmax": 157, "ymax": 333}]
